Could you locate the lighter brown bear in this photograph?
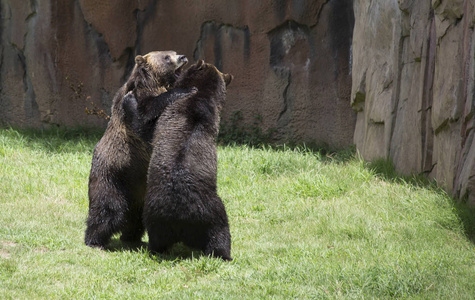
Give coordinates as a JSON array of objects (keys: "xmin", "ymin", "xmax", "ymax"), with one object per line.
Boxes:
[{"xmin": 85, "ymin": 51, "xmax": 187, "ymax": 249}]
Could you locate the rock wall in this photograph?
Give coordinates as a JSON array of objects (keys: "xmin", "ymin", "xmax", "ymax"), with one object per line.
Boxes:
[
  {"xmin": 0, "ymin": 0, "xmax": 356, "ymax": 148},
  {"xmin": 352, "ymin": 0, "xmax": 475, "ymax": 204},
  {"xmin": 2, "ymin": 0, "xmax": 474, "ymax": 202}
]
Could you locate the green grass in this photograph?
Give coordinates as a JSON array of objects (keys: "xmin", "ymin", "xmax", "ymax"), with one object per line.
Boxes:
[{"xmin": 1, "ymin": 127, "xmax": 475, "ymax": 299}]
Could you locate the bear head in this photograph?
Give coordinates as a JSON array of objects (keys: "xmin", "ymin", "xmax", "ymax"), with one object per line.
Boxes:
[
  {"xmin": 176, "ymin": 60, "xmax": 233, "ymax": 95},
  {"xmin": 131, "ymin": 51, "xmax": 188, "ymax": 91}
]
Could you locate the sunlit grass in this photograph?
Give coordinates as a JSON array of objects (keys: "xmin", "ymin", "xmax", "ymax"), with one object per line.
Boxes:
[{"xmin": 1, "ymin": 127, "xmax": 474, "ymax": 299}]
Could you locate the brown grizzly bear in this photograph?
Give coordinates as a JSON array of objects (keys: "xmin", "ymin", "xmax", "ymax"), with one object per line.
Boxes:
[
  {"xmin": 123, "ymin": 60, "xmax": 233, "ymax": 260},
  {"xmin": 85, "ymin": 51, "xmax": 188, "ymax": 249}
]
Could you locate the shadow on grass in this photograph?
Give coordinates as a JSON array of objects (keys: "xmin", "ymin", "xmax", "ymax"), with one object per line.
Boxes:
[
  {"xmin": 0, "ymin": 126, "xmax": 104, "ymax": 154},
  {"xmin": 106, "ymin": 239, "xmax": 207, "ymax": 261},
  {"xmin": 367, "ymin": 158, "xmax": 475, "ymax": 244},
  {"xmin": 105, "ymin": 239, "xmax": 148, "ymax": 252},
  {"xmin": 148, "ymin": 244, "xmax": 206, "ymax": 262},
  {"xmin": 218, "ymin": 139, "xmax": 357, "ymax": 164},
  {"xmin": 3, "ymin": 126, "xmax": 356, "ymax": 162}
]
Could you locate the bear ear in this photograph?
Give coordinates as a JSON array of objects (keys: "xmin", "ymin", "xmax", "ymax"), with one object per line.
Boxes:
[
  {"xmin": 135, "ymin": 55, "xmax": 146, "ymax": 65},
  {"xmin": 223, "ymin": 73, "xmax": 233, "ymax": 86},
  {"xmin": 196, "ymin": 59, "xmax": 205, "ymax": 69}
]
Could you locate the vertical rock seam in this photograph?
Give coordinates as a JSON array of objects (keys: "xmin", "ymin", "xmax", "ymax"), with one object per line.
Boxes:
[
  {"xmin": 22, "ymin": 0, "xmax": 40, "ymax": 124},
  {"xmin": 268, "ymin": 20, "xmax": 314, "ymax": 138},
  {"xmin": 421, "ymin": 13, "xmax": 436, "ymax": 174}
]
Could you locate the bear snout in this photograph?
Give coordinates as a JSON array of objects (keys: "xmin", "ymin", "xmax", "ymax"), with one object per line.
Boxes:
[{"xmin": 179, "ymin": 55, "xmax": 188, "ymax": 63}]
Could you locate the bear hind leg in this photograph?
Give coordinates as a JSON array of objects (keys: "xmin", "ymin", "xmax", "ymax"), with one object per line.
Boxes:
[
  {"xmin": 85, "ymin": 188, "xmax": 128, "ymax": 249},
  {"xmin": 200, "ymin": 225, "xmax": 232, "ymax": 261},
  {"xmin": 85, "ymin": 214, "xmax": 124, "ymax": 249},
  {"xmin": 120, "ymin": 204, "xmax": 145, "ymax": 244},
  {"xmin": 147, "ymin": 222, "xmax": 176, "ymax": 255}
]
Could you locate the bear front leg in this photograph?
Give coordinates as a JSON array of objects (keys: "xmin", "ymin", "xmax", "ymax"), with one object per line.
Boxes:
[
  {"xmin": 122, "ymin": 91, "xmax": 143, "ymax": 138},
  {"xmin": 141, "ymin": 87, "xmax": 198, "ymax": 123},
  {"xmin": 141, "ymin": 87, "xmax": 199, "ymax": 143}
]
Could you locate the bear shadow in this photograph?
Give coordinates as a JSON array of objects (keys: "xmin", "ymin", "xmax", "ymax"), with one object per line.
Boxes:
[
  {"xmin": 148, "ymin": 243, "xmax": 206, "ymax": 262},
  {"xmin": 104, "ymin": 238, "xmax": 148, "ymax": 252},
  {"xmin": 105, "ymin": 239, "xmax": 205, "ymax": 261}
]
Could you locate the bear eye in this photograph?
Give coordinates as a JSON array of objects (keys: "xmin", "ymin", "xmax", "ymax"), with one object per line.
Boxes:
[{"xmin": 164, "ymin": 55, "xmax": 171, "ymax": 62}]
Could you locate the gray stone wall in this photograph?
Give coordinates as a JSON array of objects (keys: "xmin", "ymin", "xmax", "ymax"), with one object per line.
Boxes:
[{"xmin": 352, "ymin": 0, "xmax": 475, "ymax": 204}]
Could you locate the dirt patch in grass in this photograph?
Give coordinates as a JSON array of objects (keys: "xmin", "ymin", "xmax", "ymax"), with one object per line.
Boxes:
[
  {"xmin": 0, "ymin": 250, "xmax": 10, "ymax": 259},
  {"xmin": 1, "ymin": 241, "xmax": 17, "ymax": 247},
  {"xmin": 34, "ymin": 247, "xmax": 49, "ymax": 253},
  {"xmin": 0, "ymin": 241, "xmax": 17, "ymax": 259}
]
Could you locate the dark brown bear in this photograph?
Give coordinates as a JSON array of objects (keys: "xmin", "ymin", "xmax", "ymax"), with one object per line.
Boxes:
[
  {"xmin": 124, "ymin": 60, "xmax": 233, "ymax": 260},
  {"xmin": 85, "ymin": 51, "xmax": 188, "ymax": 249}
]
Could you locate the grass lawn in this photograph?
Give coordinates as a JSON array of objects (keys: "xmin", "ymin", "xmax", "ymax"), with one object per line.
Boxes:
[{"xmin": 0, "ymin": 127, "xmax": 474, "ymax": 299}]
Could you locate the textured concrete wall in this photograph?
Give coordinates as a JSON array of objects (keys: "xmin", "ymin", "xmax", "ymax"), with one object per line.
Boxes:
[
  {"xmin": 0, "ymin": 0, "xmax": 356, "ymax": 148},
  {"xmin": 2, "ymin": 0, "xmax": 474, "ymax": 203},
  {"xmin": 352, "ymin": 0, "xmax": 475, "ymax": 204}
]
